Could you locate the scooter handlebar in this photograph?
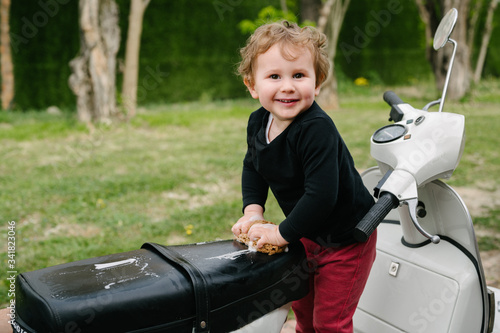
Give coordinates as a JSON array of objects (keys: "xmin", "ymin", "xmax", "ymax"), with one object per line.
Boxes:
[
  {"xmin": 353, "ymin": 192, "xmax": 399, "ymax": 242},
  {"xmin": 383, "ymin": 91, "xmax": 406, "ymax": 122},
  {"xmin": 383, "ymin": 91, "xmax": 405, "ymax": 107}
]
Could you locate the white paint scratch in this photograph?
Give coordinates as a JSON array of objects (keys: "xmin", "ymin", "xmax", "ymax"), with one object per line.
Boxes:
[{"xmin": 94, "ymin": 258, "xmax": 137, "ymax": 270}]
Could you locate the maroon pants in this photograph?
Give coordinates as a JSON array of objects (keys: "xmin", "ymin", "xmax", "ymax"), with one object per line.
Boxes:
[{"xmin": 292, "ymin": 230, "xmax": 377, "ymax": 333}]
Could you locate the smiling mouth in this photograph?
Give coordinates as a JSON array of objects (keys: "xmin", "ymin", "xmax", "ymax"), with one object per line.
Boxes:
[{"xmin": 276, "ymin": 99, "xmax": 299, "ymax": 103}]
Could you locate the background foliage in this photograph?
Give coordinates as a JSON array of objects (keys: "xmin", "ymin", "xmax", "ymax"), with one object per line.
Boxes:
[{"xmin": 6, "ymin": 0, "xmax": 500, "ymax": 110}]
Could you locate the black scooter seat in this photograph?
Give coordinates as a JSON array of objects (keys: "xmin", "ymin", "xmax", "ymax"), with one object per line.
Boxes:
[{"xmin": 13, "ymin": 240, "xmax": 308, "ymax": 333}]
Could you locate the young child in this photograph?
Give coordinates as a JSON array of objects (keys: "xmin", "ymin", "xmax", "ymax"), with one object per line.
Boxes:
[{"xmin": 231, "ymin": 21, "xmax": 377, "ymax": 332}]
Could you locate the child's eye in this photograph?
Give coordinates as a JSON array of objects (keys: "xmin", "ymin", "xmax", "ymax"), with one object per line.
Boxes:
[
  {"xmin": 270, "ymin": 74, "xmax": 280, "ymax": 79},
  {"xmin": 293, "ymin": 73, "xmax": 304, "ymax": 79}
]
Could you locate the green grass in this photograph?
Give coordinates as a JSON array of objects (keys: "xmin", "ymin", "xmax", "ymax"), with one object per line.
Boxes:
[{"xmin": 1, "ymin": 80, "xmax": 500, "ymax": 306}]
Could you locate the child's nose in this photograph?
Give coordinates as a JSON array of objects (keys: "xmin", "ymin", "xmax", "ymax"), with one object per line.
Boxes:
[{"xmin": 280, "ymin": 78, "xmax": 296, "ymax": 93}]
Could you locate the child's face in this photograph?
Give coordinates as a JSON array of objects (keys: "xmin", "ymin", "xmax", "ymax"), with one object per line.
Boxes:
[{"xmin": 245, "ymin": 43, "xmax": 320, "ymax": 125}]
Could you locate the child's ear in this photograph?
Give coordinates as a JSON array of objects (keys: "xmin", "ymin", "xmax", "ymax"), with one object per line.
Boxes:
[
  {"xmin": 315, "ymin": 84, "xmax": 321, "ymax": 96},
  {"xmin": 244, "ymin": 77, "xmax": 259, "ymax": 99}
]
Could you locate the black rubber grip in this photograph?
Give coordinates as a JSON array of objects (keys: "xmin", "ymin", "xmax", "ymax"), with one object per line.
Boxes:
[
  {"xmin": 383, "ymin": 91, "xmax": 404, "ymax": 108},
  {"xmin": 353, "ymin": 192, "xmax": 399, "ymax": 242}
]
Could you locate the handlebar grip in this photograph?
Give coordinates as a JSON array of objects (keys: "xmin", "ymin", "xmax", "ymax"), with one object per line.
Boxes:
[
  {"xmin": 383, "ymin": 91, "xmax": 404, "ymax": 107},
  {"xmin": 353, "ymin": 192, "xmax": 399, "ymax": 242},
  {"xmin": 383, "ymin": 91, "xmax": 405, "ymax": 122}
]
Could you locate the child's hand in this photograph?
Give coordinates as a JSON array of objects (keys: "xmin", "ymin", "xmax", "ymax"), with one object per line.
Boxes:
[
  {"xmin": 247, "ymin": 223, "xmax": 288, "ymax": 249},
  {"xmin": 232, "ymin": 204, "xmax": 264, "ymax": 236},
  {"xmin": 232, "ymin": 214, "xmax": 264, "ymax": 236}
]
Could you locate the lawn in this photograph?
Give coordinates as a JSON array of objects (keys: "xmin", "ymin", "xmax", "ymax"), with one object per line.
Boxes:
[{"xmin": 1, "ymin": 80, "xmax": 500, "ymax": 306}]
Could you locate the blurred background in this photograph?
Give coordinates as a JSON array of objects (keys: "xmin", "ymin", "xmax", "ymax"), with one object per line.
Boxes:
[{"xmin": 2, "ymin": 0, "xmax": 499, "ymax": 114}]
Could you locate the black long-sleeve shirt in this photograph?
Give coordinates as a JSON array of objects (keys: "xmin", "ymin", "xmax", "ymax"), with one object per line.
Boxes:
[{"xmin": 242, "ymin": 102, "xmax": 374, "ymax": 246}]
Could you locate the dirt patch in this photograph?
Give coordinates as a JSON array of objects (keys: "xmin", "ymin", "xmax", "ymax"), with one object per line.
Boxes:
[
  {"xmin": 454, "ymin": 186, "xmax": 500, "ymax": 217},
  {"xmin": 480, "ymin": 250, "xmax": 500, "ymax": 288},
  {"xmin": 454, "ymin": 187, "xmax": 500, "ymax": 288},
  {"xmin": 43, "ymin": 223, "xmax": 102, "ymax": 239}
]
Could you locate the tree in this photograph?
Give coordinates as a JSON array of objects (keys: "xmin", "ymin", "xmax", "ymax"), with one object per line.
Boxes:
[
  {"xmin": 415, "ymin": 0, "xmax": 499, "ymax": 99},
  {"xmin": 69, "ymin": 0, "xmax": 120, "ymax": 123},
  {"xmin": 474, "ymin": 0, "xmax": 499, "ymax": 83},
  {"xmin": 1, "ymin": 0, "xmax": 14, "ymax": 110},
  {"xmin": 121, "ymin": 0, "xmax": 151, "ymax": 118},
  {"xmin": 300, "ymin": 0, "xmax": 322, "ymax": 23},
  {"xmin": 315, "ymin": 0, "xmax": 351, "ymax": 110}
]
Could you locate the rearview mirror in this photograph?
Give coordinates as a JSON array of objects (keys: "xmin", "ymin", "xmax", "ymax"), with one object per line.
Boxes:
[{"xmin": 433, "ymin": 8, "xmax": 458, "ymax": 50}]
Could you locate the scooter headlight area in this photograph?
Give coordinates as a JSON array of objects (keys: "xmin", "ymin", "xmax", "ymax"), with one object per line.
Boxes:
[
  {"xmin": 370, "ymin": 105, "xmax": 466, "ymax": 187},
  {"xmin": 353, "ymin": 8, "xmax": 500, "ymax": 333}
]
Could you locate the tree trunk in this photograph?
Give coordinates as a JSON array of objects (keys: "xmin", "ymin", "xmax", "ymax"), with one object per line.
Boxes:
[
  {"xmin": 300, "ymin": 0, "xmax": 322, "ymax": 23},
  {"xmin": 474, "ymin": 0, "xmax": 499, "ymax": 83},
  {"xmin": 280, "ymin": 0, "xmax": 288, "ymax": 14},
  {"xmin": 69, "ymin": 0, "xmax": 120, "ymax": 123},
  {"xmin": 316, "ymin": 0, "xmax": 351, "ymax": 110},
  {"xmin": 1, "ymin": 0, "xmax": 14, "ymax": 110},
  {"xmin": 317, "ymin": 0, "xmax": 334, "ymax": 33},
  {"xmin": 415, "ymin": 0, "xmax": 472, "ymax": 100},
  {"xmin": 121, "ymin": 0, "xmax": 150, "ymax": 118},
  {"xmin": 467, "ymin": 0, "xmax": 483, "ymax": 53}
]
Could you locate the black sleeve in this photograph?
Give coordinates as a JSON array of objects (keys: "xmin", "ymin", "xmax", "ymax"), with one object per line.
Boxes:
[
  {"xmin": 241, "ymin": 110, "xmax": 269, "ymax": 212},
  {"xmin": 241, "ymin": 155, "xmax": 269, "ymax": 212},
  {"xmin": 278, "ymin": 118, "xmax": 341, "ymax": 242}
]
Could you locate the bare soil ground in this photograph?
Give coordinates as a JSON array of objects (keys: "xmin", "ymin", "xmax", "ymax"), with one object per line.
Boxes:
[{"xmin": 455, "ymin": 187, "xmax": 500, "ymax": 288}]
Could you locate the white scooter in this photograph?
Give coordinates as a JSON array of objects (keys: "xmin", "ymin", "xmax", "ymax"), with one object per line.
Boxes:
[{"xmin": 352, "ymin": 8, "xmax": 500, "ymax": 333}]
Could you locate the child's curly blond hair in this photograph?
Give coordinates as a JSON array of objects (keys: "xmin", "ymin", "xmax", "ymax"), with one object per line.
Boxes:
[{"xmin": 237, "ymin": 21, "xmax": 330, "ymax": 88}]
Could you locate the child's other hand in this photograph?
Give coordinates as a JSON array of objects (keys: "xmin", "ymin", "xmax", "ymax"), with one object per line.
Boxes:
[{"xmin": 247, "ymin": 223, "xmax": 288, "ymax": 248}]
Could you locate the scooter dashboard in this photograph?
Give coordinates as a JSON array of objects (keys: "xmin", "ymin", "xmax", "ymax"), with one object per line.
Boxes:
[{"xmin": 372, "ymin": 124, "xmax": 407, "ymax": 143}]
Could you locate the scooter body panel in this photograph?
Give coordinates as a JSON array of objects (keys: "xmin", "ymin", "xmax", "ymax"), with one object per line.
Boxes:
[
  {"xmin": 355, "ymin": 167, "xmax": 489, "ymax": 332},
  {"xmin": 354, "ymin": 222, "xmax": 482, "ymax": 333}
]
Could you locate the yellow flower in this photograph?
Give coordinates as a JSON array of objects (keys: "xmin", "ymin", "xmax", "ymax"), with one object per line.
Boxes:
[
  {"xmin": 354, "ymin": 77, "xmax": 369, "ymax": 86},
  {"xmin": 96, "ymin": 198, "xmax": 106, "ymax": 209},
  {"xmin": 185, "ymin": 224, "xmax": 194, "ymax": 235}
]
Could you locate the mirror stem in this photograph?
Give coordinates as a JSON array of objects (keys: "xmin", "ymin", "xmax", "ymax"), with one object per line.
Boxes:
[{"xmin": 438, "ymin": 38, "xmax": 457, "ymax": 113}]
